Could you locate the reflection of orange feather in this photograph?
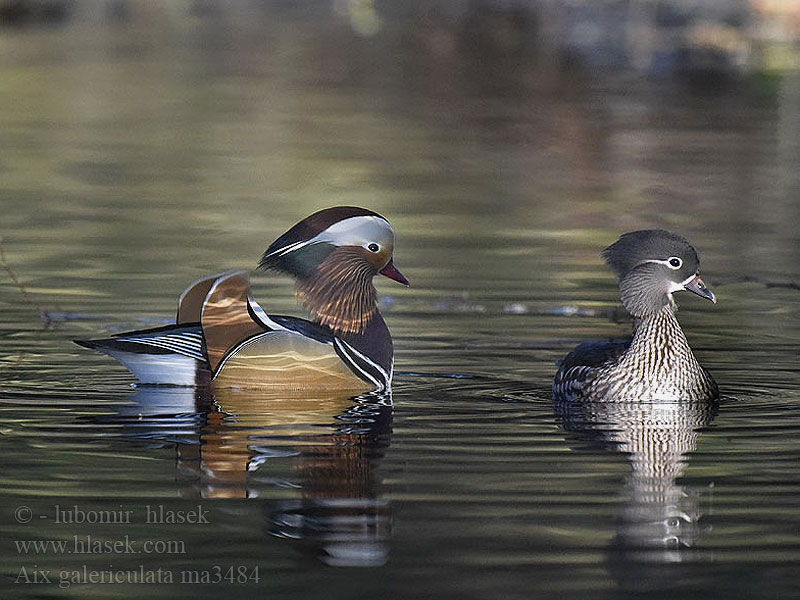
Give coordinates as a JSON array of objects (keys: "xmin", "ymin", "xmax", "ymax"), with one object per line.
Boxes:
[
  {"xmin": 198, "ymin": 408, "xmax": 251, "ymax": 497},
  {"xmin": 196, "ymin": 390, "xmax": 383, "ymax": 503},
  {"xmin": 297, "ymin": 434, "xmax": 374, "ymax": 500},
  {"xmin": 199, "ymin": 390, "xmax": 363, "ymax": 498}
]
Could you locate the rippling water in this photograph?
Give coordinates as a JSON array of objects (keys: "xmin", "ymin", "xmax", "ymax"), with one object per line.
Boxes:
[{"xmin": 2, "ymin": 10, "xmax": 800, "ymax": 600}]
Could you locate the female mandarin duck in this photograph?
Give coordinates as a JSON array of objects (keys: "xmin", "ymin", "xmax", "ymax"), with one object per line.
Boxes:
[
  {"xmin": 76, "ymin": 207, "xmax": 408, "ymax": 392},
  {"xmin": 553, "ymin": 230, "xmax": 718, "ymax": 402}
]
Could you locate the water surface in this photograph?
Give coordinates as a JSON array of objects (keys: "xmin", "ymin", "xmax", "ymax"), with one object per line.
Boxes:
[{"xmin": 2, "ymin": 12, "xmax": 800, "ymax": 600}]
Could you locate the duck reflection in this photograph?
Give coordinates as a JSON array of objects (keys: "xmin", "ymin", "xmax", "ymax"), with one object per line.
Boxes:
[
  {"xmin": 554, "ymin": 398, "xmax": 717, "ymax": 589},
  {"xmin": 99, "ymin": 385, "xmax": 393, "ymax": 567}
]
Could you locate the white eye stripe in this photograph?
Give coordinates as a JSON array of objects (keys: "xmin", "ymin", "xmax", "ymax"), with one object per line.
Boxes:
[
  {"xmin": 265, "ymin": 216, "xmax": 392, "ymax": 259},
  {"xmin": 641, "ymin": 257, "xmax": 683, "ymax": 270},
  {"xmin": 316, "ymin": 215, "xmax": 390, "ymax": 247}
]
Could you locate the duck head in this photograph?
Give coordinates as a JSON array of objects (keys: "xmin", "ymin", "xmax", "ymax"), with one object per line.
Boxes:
[
  {"xmin": 258, "ymin": 206, "xmax": 408, "ymax": 334},
  {"xmin": 601, "ymin": 230, "xmax": 715, "ymax": 318}
]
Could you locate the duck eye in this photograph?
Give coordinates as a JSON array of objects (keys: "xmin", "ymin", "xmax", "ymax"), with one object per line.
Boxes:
[
  {"xmin": 367, "ymin": 243, "xmax": 380, "ymax": 253},
  {"xmin": 668, "ymin": 257, "xmax": 682, "ymax": 269}
]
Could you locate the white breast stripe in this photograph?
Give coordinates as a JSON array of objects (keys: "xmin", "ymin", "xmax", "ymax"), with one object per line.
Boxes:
[
  {"xmin": 333, "ymin": 338, "xmax": 390, "ymax": 392},
  {"xmin": 334, "ymin": 338, "xmax": 386, "ymax": 391},
  {"xmin": 338, "ymin": 339, "xmax": 390, "ymax": 383}
]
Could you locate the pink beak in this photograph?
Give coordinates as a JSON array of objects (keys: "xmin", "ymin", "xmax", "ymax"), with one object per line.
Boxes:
[{"xmin": 379, "ymin": 259, "xmax": 410, "ymax": 286}]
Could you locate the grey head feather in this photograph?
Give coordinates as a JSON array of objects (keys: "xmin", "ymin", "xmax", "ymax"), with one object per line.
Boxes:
[
  {"xmin": 601, "ymin": 230, "xmax": 699, "ymax": 281},
  {"xmin": 602, "ymin": 230, "xmax": 703, "ymax": 318},
  {"xmin": 618, "ymin": 263, "xmax": 673, "ymax": 317}
]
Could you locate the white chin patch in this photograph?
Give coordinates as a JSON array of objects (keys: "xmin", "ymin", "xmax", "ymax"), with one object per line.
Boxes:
[
  {"xmin": 667, "ymin": 281, "xmax": 685, "ymax": 294},
  {"xmin": 665, "ymin": 277, "xmax": 688, "ymax": 306},
  {"xmin": 669, "ymin": 274, "xmax": 697, "ymax": 294}
]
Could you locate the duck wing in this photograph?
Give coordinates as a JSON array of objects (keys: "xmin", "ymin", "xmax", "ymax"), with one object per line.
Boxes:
[
  {"xmin": 553, "ymin": 339, "xmax": 630, "ymax": 400},
  {"xmin": 177, "ymin": 273, "xmax": 221, "ymax": 324},
  {"xmin": 200, "ymin": 271, "xmax": 268, "ymax": 373}
]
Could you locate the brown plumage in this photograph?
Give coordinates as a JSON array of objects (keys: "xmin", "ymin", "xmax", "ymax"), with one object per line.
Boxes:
[
  {"xmin": 201, "ymin": 273, "xmax": 265, "ymax": 372},
  {"xmin": 295, "ymin": 247, "xmax": 378, "ymax": 335},
  {"xmin": 75, "ymin": 207, "xmax": 405, "ymax": 391}
]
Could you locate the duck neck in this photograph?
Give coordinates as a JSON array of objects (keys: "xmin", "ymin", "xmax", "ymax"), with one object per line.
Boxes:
[
  {"xmin": 628, "ymin": 305, "xmax": 694, "ymax": 363},
  {"xmin": 631, "ymin": 304, "xmax": 689, "ymax": 351},
  {"xmin": 339, "ymin": 312, "xmax": 392, "ymax": 365}
]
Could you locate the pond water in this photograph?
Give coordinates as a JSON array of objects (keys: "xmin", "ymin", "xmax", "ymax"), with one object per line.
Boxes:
[{"xmin": 2, "ymin": 12, "xmax": 800, "ymax": 600}]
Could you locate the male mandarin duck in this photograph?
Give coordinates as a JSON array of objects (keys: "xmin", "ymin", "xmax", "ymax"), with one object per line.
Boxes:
[
  {"xmin": 75, "ymin": 207, "xmax": 408, "ymax": 392},
  {"xmin": 553, "ymin": 230, "xmax": 718, "ymax": 402}
]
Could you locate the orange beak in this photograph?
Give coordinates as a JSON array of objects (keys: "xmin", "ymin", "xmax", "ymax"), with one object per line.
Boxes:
[{"xmin": 379, "ymin": 259, "xmax": 409, "ymax": 286}]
